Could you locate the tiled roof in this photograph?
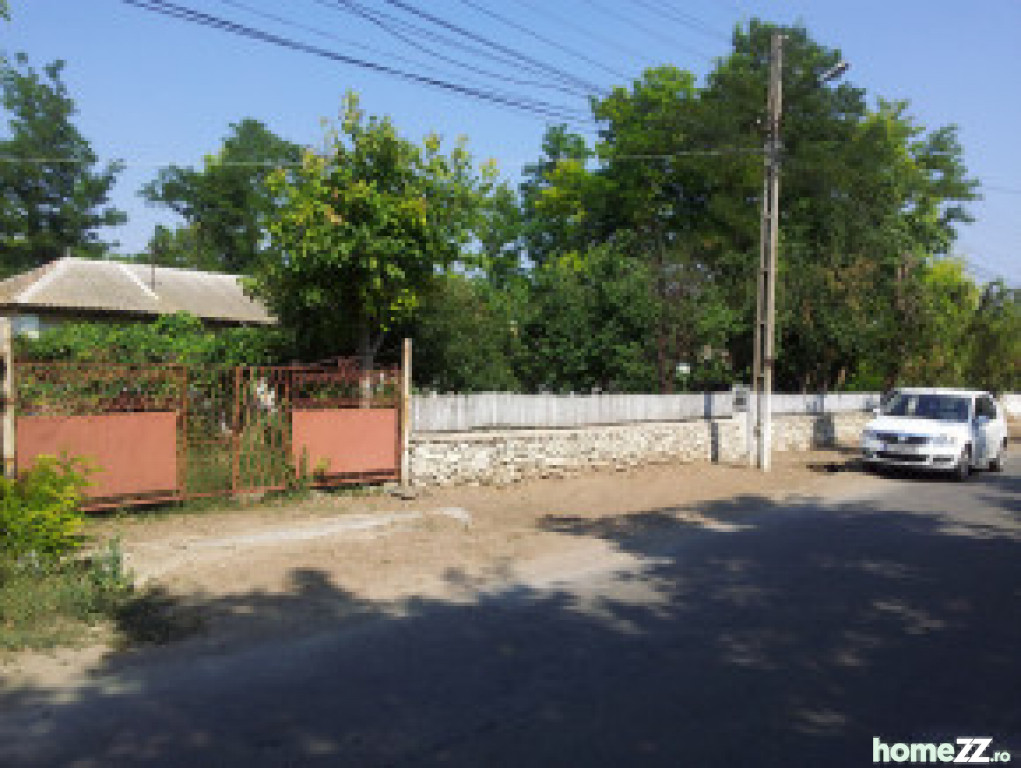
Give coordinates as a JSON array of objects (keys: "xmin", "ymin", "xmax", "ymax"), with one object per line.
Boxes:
[{"xmin": 0, "ymin": 258, "xmax": 275, "ymax": 325}]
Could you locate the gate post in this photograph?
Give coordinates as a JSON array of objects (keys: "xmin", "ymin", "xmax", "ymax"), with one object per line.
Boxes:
[
  {"xmin": 400, "ymin": 338, "xmax": 412, "ymax": 487},
  {"xmin": 1, "ymin": 317, "xmax": 14, "ymax": 478},
  {"xmin": 232, "ymin": 366, "xmax": 242, "ymax": 493}
]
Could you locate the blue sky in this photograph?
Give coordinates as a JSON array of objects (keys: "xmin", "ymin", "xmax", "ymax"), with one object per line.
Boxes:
[{"xmin": 4, "ymin": 0, "xmax": 1019, "ymax": 285}]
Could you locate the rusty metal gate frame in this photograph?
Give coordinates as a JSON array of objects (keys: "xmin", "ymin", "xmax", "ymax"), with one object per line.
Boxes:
[{"xmin": 12, "ymin": 359, "xmax": 403, "ymax": 510}]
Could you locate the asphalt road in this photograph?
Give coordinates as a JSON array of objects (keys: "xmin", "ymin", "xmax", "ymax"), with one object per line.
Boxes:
[{"xmin": 2, "ymin": 457, "xmax": 1019, "ymax": 767}]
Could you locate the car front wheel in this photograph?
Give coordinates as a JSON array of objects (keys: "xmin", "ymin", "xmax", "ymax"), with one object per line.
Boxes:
[{"xmin": 954, "ymin": 446, "xmax": 972, "ymax": 482}]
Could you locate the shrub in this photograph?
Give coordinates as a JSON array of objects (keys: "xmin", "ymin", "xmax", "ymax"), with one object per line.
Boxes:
[{"xmin": 0, "ymin": 455, "xmax": 91, "ymax": 567}]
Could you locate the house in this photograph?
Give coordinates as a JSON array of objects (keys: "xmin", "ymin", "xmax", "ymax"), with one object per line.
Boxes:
[{"xmin": 0, "ymin": 257, "xmax": 275, "ymax": 337}]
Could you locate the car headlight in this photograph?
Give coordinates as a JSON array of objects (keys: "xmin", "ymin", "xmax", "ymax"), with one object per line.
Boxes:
[{"xmin": 929, "ymin": 434, "xmax": 957, "ymax": 446}]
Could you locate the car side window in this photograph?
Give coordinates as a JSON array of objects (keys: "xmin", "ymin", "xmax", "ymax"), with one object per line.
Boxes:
[{"xmin": 976, "ymin": 397, "xmax": 996, "ymax": 420}]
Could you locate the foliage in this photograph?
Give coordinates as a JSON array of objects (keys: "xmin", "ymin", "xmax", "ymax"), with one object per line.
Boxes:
[
  {"xmin": 141, "ymin": 119, "xmax": 301, "ymax": 274},
  {"xmin": 0, "ymin": 455, "xmax": 90, "ymax": 565},
  {"xmin": 16, "ymin": 312, "xmax": 291, "ymax": 367},
  {"xmin": 517, "ymin": 245, "xmax": 659, "ymax": 393},
  {"xmin": 409, "ymin": 273, "xmax": 522, "ymax": 392},
  {"xmin": 967, "ymin": 282, "xmax": 1021, "ymax": 393},
  {"xmin": 509, "ymin": 20, "xmax": 982, "ymax": 394},
  {"xmin": 0, "ymin": 53, "xmax": 124, "ymax": 276},
  {"xmin": 251, "ymin": 92, "xmax": 499, "ymax": 367},
  {"xmin": 0, "ymin": 537, "xmax": 156, "ymax": 651}
]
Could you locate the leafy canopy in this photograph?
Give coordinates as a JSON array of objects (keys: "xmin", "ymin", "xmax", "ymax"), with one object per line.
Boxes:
[
  {"xmin": 0, "ymin": 54, "xmax": 124, "ymax": 276},
  {"xmin": 141, "ymin": 119, "xmax": 301, "ymax": 274},
  {"xmin": 250, "ymin": 91, "xmax": 498, "ymax": 364}
]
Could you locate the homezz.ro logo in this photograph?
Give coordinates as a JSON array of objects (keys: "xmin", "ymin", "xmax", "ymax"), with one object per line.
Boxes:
[{"xmin": 874, "ymin": 737, "xmax": 1011, "ymax": 763}]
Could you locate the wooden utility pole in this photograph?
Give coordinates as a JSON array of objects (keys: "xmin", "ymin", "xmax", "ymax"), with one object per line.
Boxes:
[
  {"xmin": 752, "ymin": 31, "xmax": 784, "ymax": 471},
  {"xmin": 400, "ymin": 338, "xmax": 412, "ymax": 488}
]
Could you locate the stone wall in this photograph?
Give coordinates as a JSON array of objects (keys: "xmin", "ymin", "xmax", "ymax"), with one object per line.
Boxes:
[{"xmin": 410, "ymin": 411, "xmax": 870, "ymax": 487}]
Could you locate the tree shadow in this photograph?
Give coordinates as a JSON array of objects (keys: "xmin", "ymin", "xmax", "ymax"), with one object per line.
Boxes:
[{"xmin": 2, "ymin": 468, "xmax": 1020, "ymax": 767}]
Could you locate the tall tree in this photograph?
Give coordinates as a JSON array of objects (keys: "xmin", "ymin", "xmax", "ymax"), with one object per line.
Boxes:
[
  {"xmin": 250, "ymin": 92, "xmax": 496, "ymax": 367},
  {"xmin": 698, "ymin": 22, "xmax": 977, "ymax": 390},
  {"xmin": 521, "ymin": 20, "xmax": 978, "ymax": 393},
  {"xmin": 518, "ymin": 245, "xmax": 659, "ymax": 393},
  {"xmin": 409, "ymin": 273, "xmax": 523, "ymax": 392},
  {"xmin": 141, "ymin": 118, "xmax": 300, "ymax": 274},
  {"xmin": 967, "ymin": 280, "xmax": 1020, "ymax": 393},
  {"xmin": 0, "ymin": 54, "xmax": 124, "ymax": 276}
]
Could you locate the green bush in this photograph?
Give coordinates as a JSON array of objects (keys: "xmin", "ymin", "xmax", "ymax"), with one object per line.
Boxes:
[
  {"xmin": 16, "ymin": 312, "xmax": 292, "ymax": 367},
  {"xmin": 0, "ymin": 455, "xmax": 91, "ymax": 566}
]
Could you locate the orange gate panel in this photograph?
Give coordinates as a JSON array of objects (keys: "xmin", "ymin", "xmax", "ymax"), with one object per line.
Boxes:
[
  {"xmin": 17, "ymin": 412, "xmax": 179, "ymax": 499},
  {"xmin": 292, "ymin": 408, "xmax": 398, "ymax": 479}
]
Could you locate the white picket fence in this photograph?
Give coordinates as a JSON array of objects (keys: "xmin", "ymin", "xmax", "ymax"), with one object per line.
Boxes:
[{"xmin": 412, "ymin": 391, "xmax": 882, "ymax": 432}]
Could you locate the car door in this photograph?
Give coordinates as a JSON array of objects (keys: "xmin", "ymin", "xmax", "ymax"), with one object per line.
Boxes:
[{"xmin": 974, "ymin": 396, "xmax": 997, "ymax": 465}]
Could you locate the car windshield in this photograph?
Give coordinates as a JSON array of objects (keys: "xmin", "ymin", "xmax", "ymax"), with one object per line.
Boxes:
[{"xmin": 883, "ymin": 393, "xmax": 970, "ymax": 423}]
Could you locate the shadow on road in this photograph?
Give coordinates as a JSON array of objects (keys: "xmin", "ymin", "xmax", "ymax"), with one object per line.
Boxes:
[{"xmin": 2, "ymin": 466, "xmax": 1019, "ymax": 767}]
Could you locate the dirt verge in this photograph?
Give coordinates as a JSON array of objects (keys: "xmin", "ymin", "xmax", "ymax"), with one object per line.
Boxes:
[{"xmin": 3, "ymin": 450, "xmax": 880, "ymax": 688}]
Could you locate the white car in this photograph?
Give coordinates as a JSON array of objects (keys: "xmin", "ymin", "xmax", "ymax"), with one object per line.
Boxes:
[{"xmin": 861, "ymin": 388, "xmax": 1009, "ymax": 480}]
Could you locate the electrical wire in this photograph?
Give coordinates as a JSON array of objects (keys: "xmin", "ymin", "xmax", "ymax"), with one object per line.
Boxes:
[
  {"xmin": 508, "ymin": 0, "xmax": 662, "ymax": 70},
  {"xmin": 119, "ymin": 0, "xmax": 593, "ymax": 125},
  {"xmin": 322, "ymin": 0, "xmax": 592, "ymax": 98},
  {"xmin": 629, "ymin": 0, "xmax": 730, "ymax": 43},
  {"xmin": 377, "ymin": 0, "xmax": 606, "ymax": 95},
  {"xmin": 584, "ymin": 0, "xmax": 713, "ymax": 62},
  {"xmin": 216, "ymin": 0, "xmax": 530, "ymax": 91},
  {"xmin": 452, "ymin": 0, "xmax": 630, "ymax": 82}
]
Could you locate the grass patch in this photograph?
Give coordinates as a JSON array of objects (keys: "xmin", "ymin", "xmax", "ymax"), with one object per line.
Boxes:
[{"xmin": 0, "ymin": 541, "xmax": 203, "ymax": 652}]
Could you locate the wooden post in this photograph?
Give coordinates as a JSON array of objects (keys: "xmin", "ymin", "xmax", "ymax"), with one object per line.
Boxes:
[
  {"xmin": 1, "ymin": 317, "xmax": 14, "ymax": 478},
  {"xmin": 400, "ymin": 338, "xmax": 412, "ymax": 487},
  {"xmin": 753, "ymin": 31, "xmax": 783, "ymax": 472}
]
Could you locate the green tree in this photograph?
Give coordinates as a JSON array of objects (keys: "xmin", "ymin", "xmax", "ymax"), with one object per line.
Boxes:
[
  {"xmin": 697, "ymin": 22, "xmax": 977, "ymax": 390},
  {"xmin": 0, "ymin": 54, "xmax": 124, "ymax": 276},
  {"xmin": 143, "ymin": 223, "xmax": 206, "ymax": 268},
  {"xmin": 519, "ymin": 125, "xmax": 599, "ymax": 265},
  {"xmin": 251, "ymin": 92, "xmax": 497, "ymax": 367},
  {"xmin": 409, "ymin": 273, "xmax": 522, "ymax": 392},
  {"xmin": 141, "ymin": 118, "xmax": 301, "ymax": 274},
  {"xmin": 967, "ymin": 281, "xmax": 1020, "ymax": 393},
  {"xmin": 518, "ymin": 244, "xmax": 659, "ymax": 393},
  {"xmin": 521, "ymin": 20, "xmax": 977, "ymax": 393}
]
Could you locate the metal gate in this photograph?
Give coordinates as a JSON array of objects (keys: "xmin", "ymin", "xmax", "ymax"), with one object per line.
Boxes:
[{"xmin": 12, "ymin": 360, "xmax": 403, "ymax": 509}]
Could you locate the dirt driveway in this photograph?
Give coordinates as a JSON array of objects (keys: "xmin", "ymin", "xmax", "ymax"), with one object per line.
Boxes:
[{"xmin": 6, "ymin": 450, "xmax": 883, "ymax": 688}]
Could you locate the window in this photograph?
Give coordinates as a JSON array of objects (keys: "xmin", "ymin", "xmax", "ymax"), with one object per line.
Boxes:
[
  {"xmin": 976, "ymin": 397, "xmax": 997, "ymax": 420},
  {"xmin": 883, "ymin": 393, "xmax": 970, "ymax": 423}
]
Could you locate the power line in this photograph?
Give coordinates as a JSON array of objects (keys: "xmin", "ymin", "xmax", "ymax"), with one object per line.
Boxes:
[
  {"xmin": 606, "ymin": 147, "xmax": 764, "ymax": 160},
  {"xmin": 508, "ymin": 0, "xmax": 662, "ymax": 71},
  {"xmin": 453, "ymin": 0, "xmax": 630, "ymax": 82},
  {"xmin": 0, "ymin": 145, "xmax": 764, "ymax": 167},
  {"xmin": 322, "ymin": 0, "xmax": 592, "ymax": 99},
  {"xmin": 983, "ymin": 184, "xmax": 1021, "ymax": 195},
  {"xmin": 216, "ymin": 0, "xmax": 540, "ymax": 92},
  {"xmin": 584, "ymin": 0, "xmax": 713, "ymax": 62},
  {"xmin": 628, "ymin": 0, "xmax": 731, "ymax": 43},
  {"xmin": 119, "ymin": 0, "xmax": 593, "ymax": 125},
  {"xmin": 377, "ymin": 0, "xmax": 606, "ymax": 95}
]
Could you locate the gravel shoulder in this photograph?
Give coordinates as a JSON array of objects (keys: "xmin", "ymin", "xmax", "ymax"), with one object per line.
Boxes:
[{"xmin": 3, "ymin": 449, "xmax": 881, "ymax": 689}]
